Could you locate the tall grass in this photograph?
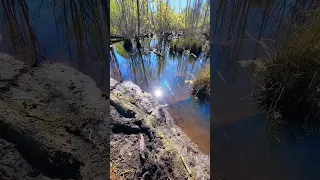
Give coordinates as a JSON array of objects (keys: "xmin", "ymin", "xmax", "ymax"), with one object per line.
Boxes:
[
  {"xmin": 254, "ymin": 14, "xmax": 320, "ymax": 132},
  {"xmin": 191, "ymin": 65, "xmax": 210, "ymax": 101}
]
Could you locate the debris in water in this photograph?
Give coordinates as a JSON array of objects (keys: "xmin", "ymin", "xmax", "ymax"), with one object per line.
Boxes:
[{"xmin": 218, "ymin": 70, "xmax": 227, "ymax": 84}]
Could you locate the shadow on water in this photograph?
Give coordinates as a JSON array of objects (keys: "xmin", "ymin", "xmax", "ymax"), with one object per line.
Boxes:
[
  {"xmin": 0, "ymin": 0, "xmax": 110, "ymax": 91},
  {"xmin": 0, "ymin": 0, "xmax": 44, "ymax": 66},
  {"xmin": 211, "ymin": 0, "xmax": 320, "ymax": 179}
]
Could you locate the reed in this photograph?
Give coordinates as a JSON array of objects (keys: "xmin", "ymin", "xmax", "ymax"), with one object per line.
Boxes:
[{"xmin": 253, "ymin": 14, "xmax": 320, "ymax": 131}]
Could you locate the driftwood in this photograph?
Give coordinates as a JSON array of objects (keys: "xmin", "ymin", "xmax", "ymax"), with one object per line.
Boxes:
[
  {"xmin": 111, "ymin": 35, "xmax": 125, "ymax": 39},
  {"xmin": 191, "ymin": 53, "xmax": 197, "ymax": 58},
  {"xmin": 145, "ymin": 48, "xmax": 164, "ymax": 57},
  {"xmin": 111, "ymin": 39, "xmax": 124, "ymax": 44}
]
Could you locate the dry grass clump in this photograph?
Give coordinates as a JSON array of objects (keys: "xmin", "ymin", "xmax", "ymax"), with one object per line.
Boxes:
[
  {"xmin": 191, "ymin": 65, "xmax": 210, "ymax": 101},
  {"xmin": 170, "ymin": 36, "xmax": 203, "ymax": 56},
  {"xmin": 254, "ymin": 15, "xmax": 320, "ymax": 131}
]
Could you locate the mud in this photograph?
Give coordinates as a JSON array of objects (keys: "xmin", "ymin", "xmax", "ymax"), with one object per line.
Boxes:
[
  {"xmin": 110, "ymin": 79, "xmax": 210, "ymax": 179},
  {"xmin": 0, "ymin": 53, "xmax": 109, "ymax": 180}
]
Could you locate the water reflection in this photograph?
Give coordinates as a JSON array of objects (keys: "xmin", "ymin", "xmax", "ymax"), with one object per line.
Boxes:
[
  {"xmin": 211, "ymin": 0, "xmax": 320, "ymax": 125},
  {"xmin": 0, "ymin": 0, "xmax": 110, "ymax": 91},
  {"xmin": 211, "ymin": 0, "xmax": 320, "ymax": 179},
  {"xmin": 52, "ymin": 0, "xmax": 109, "ymax": 71},
  {"xmin": 110, "ymin": 47, "xmax": 122, "ymax": 81},
  {"xmin": 0, "ymin": 0, "xmax": 44, "ymax": 65},
  {"xmin": 111, "ymin": 38, "xmax": 210, "ymax": 154},
  {"xmin": 153, "ymin": 88, "xmax": 163, "ymax": 98}
]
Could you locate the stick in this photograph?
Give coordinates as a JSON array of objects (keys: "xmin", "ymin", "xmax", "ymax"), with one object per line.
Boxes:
[
  {"xmin": 139, "ymin": 133, "xmax": 145, "ymax": 159},
  {"xmin": 120, "ymin": 169, "xmax": 135, "ymax": 175},
  {"xmin": 217, "ymin": 70, "xmax": 227, "ymax": 84},
  {"xmin": 180, "ymin": 156, "xmax": 192, "ymax": 177}
]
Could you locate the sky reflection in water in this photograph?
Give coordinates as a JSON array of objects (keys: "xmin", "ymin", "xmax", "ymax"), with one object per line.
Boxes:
[{"xmin": 111, "ymin": 39, "xmax": 210, "ymax": 122}]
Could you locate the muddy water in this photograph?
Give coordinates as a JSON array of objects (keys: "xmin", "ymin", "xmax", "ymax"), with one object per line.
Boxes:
[
  {"xmin": 211, "ymin": 0, "xmax": 320, "ymax": 179},
  {"xmin": 111, "ymin": 40, "xmax": 211, "ymax": 155}
]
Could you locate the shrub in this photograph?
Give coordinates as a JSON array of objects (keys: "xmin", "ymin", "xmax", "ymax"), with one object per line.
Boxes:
[
  {"xmin": 254, "ymin": 15, "xmax": 320, "ymax": 132},
  {"xmin": 191, "ymin": 66, "xmax": 210, "ymax": 101},
  {"xmin": 169, "ymin": 36, "xmax": 203, "ymax": 56}
]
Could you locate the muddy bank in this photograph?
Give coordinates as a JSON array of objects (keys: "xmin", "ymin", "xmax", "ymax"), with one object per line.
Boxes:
[
  {"xmin": 110, "ymin": 78, "xmax": 210, "ymax": 179},
  {"xmin": 0, "ymin": 53, "xmax": 110, "ymax": 179},
  {"xmin": 0, "ymin": 53, "xmax": 110, "ymax": 180},
  {"xmin": 0, "ymin": 53, "xmax": 209, "ymax": 180}
]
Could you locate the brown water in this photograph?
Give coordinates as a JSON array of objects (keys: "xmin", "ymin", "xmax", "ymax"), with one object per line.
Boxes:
[{"xmin": 211, "ymin": 0, "xmax": 320, "ymax": 179}]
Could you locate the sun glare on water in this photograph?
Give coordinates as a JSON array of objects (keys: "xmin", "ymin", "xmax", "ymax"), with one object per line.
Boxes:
[{"xmin": 154, "ymin": 89, "xmax": 162, "ymax": 98}]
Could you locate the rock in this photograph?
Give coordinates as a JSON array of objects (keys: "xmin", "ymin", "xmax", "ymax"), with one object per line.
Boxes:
[{"xmin": 0, "ymin": 53, "xmax": 109, "ymax": 180}]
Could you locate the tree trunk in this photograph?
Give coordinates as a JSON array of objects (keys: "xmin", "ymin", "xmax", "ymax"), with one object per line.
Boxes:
[
  {"xmin": 137, "ymin": 0, "xmax": 140, "ymax": 37},
  {"xmin": 136, "ymin": 0, "xmax": 141, "ymax": 49}
]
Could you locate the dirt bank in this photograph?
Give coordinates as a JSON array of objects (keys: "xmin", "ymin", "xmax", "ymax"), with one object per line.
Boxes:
[
  {"xmin": 0, "ymin": 53, "xmax": 110, "ymax": 180},
  {"xmin": 0, "ymin": 53, "xmax": 209, "ymax": 180},
  {"xmin": 110, "ymin": 79, "xmax": 210, "ymax": 179}
]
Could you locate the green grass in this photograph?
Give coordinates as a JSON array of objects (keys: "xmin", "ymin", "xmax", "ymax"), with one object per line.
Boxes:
[
  {"xmin": 254, "ymin": 14, "xmax": 320, "ymax": 132},
  {"xmin": 191, "ymin": 66, "xmax": 210, "ymax": 101},
  {"xmin": 170, "ymin": 36, "xmax": 203, "ymax": 56},
  {"xmin": 114, "ymin": 42, "xmax": 130, "ymax": 58}
]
